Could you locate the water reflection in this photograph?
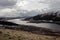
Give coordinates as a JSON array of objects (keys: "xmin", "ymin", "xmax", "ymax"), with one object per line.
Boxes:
[{"xmin": 7, "ymin": 19, "xmax": 60, "ymax": 31}]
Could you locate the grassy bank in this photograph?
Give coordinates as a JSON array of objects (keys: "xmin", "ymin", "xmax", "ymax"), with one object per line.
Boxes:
[
  {"xmin": 0, "ymin": 21, "xmax": 60, "ymax": 40},
  {"xmin": 0, "ymin": 28, "xmax": 60, "ymax": 40},
  {"xmin": 0, "ymin": 24, "xmax": 60, "ymax": 36}
]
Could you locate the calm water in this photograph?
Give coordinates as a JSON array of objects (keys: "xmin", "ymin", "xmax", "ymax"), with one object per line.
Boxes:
[{"xmin": 7, "ymin": 19, "xmax": 60, "ymax": 31}]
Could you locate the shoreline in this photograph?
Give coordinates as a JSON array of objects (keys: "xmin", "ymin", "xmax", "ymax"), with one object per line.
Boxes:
[{"xmin": 0, "ymin": 24, "xmax": 60, "ymax": 36}]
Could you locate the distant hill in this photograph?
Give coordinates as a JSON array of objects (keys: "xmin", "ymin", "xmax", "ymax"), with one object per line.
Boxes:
[{"xmin": 24, "ymin": 11, "xmax": 60, "ymax": 21}]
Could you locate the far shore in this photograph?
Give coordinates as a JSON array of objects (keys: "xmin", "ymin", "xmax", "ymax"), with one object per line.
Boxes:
[{"xmin": 26, "ymin": 20, "xmax": 60, "ymax": 25}]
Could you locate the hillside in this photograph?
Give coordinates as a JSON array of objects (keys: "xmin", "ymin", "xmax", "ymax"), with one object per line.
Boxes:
[
  {"xmin": 24, "ymin": 12, "xmax": 60, "ymax": 24},
  {"xmin": 0, "ymin": 20, "xmax": 60, "ymax": 40},
  {"xmin": 25, "ymin": 12, "xmax": 60, "ymax": 20},
  {"xmin": 0, "ymin": 28, "xmax": 60, "ymax": 40}
]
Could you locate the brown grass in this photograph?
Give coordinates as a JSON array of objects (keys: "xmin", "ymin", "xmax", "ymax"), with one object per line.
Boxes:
[{"xmin": 0, "ymin": 28, "xmax": 60, "ymax": 40}]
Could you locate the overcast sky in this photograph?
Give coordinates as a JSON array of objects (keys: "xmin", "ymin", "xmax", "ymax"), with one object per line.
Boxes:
[{"xmin": 0, "ymin": 0, "xmax": 60, "ymax": 17}]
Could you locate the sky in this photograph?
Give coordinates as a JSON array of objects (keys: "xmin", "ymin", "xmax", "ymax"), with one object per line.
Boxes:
[{"xmin": 0, "ymin": 0, "xmax": 60, "ymax": 17}]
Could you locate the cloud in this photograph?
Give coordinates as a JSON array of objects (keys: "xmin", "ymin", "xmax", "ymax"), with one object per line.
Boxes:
[
  {"xmin": 41, "ymin": 0, "xmax": 60, "ymax": 11},
  {"xmin": 49, "ymin": 0, "xmax": 60, "ymax": 11},
  {"xmin": 0, "ymin": 0, "xmax": 16, "ymax": 8},
  {"xmin": 0, "ymin": 0, "xmax": 17, "ymax": 17},
  {"xmin": 16, "ymin": 0, "xmax": 49, "ymax": 11},
  {"xmin": 0, "ymin": 8, "xmax": 17, "ymax": 17},
  {"xmin": 0, "ymin": 0, "xmax": 48, "ymax": 17},
  {"xmin": 0, "ymin": 0, "xmax": 60, "ymax": 17}
]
